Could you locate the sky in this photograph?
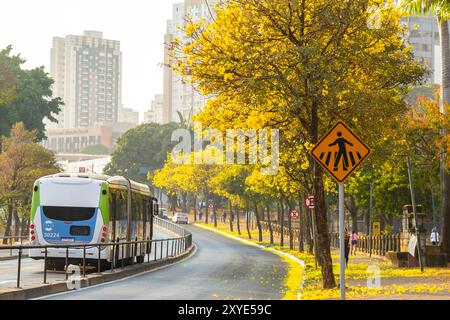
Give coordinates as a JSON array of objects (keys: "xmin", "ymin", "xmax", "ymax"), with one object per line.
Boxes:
[{"xmin": 0, "ymin": 0, "xmax": 181, "ymax": 115}]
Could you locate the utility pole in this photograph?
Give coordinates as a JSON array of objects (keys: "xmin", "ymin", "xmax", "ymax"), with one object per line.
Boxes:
[
  {"xmin": 406, "ymin": 155, "xmax": 424, "ymax": 272},
  {"xmin": 368, "ymin": 182, "xmax": 374, "ymax": 258},
  {"xmin": 431, "ymin": 187, "xmax": 437, "ymax": 229}
]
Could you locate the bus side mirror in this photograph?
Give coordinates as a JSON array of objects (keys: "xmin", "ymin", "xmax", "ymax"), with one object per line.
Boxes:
[{"xmin": 153, "ymin": 203, "xmax": 159, "ymax": 217}]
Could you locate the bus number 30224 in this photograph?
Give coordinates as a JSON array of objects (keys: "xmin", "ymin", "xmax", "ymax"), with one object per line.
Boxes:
[{"xmin": 44, "ymin": 232, "xmax": 60, "ymax": 238}]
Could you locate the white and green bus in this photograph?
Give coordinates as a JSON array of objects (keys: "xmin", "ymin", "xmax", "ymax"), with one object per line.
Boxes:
[{"xmin": 29, "ymin": 173, "xmax": 158, "ymax": 269}]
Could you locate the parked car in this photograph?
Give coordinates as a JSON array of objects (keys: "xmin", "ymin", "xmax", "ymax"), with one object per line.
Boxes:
[{"xmin": 172, "ymin": 212, "xmax": 189, "ymax": 224}]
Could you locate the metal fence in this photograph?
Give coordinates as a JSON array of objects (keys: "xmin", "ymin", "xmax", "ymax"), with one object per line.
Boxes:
[
  {"xmin": 260, "ymin": 221, "xmax": 300, "ymax": 238},
  {"xmin": 329, "ymin": 232, "xmax": 401, "ymax": 257},
  {"xmin": 0, "ymin": 237, "xmax": 29, "ymax": 258},
  {"xmin": 0, "ymin": 217, "xmax": 192, "ymax": 289},
  {"xmin": 260, "ymin": 221, "xmax": 401, "ymax": 257}
]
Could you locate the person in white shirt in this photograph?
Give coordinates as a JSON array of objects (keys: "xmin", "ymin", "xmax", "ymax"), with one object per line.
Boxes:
[{"xmin": 430, "ymin": 227, "xmax": 440, "ymax": 245}]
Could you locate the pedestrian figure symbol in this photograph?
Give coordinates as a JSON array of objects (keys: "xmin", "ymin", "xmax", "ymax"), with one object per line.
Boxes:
[
  {"xmin": 328, "ymin": 132, "xmax": 353, "ymax": 171},
  {"xmin": 310, "ymin": 121, "xmax": 371, "ymax": 183}
]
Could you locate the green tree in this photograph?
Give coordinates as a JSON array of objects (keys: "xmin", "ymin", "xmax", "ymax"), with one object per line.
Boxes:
[
  {"xmin": 0, "ymin": 52, "xmax": 16, "ymax": 105},
  {"xmin": 0, "ymin": 47, "xmax": 62, "ymax": 141},
  {"xmin": 402, "ymin": 0, "xmax": 450, "ymax": 254},
  {"xmin": 104, "ymin": 122, "xmax": 180, "ymax": 183}
]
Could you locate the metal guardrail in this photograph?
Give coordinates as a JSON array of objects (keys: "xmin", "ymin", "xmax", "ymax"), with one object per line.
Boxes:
[
  {"xmin": 0, "ymin": 217, "xmax": 192, "ymax": 289},
  {"xmin": 0, "ymin": 237, "xmax": 29, "ymax": 257}
]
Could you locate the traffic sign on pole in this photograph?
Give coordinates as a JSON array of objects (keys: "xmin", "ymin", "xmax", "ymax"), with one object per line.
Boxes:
[
  {"xmin": 310, "ymin": 121, "xmax": 371, "ymax": 301},
  {"xmin": 305, "ymin": 195, "xmax": 315, "ymax": 209},
  {"xmin": 310, "ymin": 121, "xmax": 371, "ymax": 184},
  {"xmin": 290, "ymin": 210, "xmax": 299, "ymax": 219}
]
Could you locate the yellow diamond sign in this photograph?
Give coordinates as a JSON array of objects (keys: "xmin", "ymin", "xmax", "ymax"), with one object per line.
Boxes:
[{"xmin": 310, "ymin": 121, "xmax": 371, "ymax": 183}]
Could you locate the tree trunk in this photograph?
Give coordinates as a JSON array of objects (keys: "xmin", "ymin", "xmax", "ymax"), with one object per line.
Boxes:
[
  {"xmin": 13, "ymin": 207, "xmax": 20, "ymax": 241},
  {"xmin": 347, "ymin": 195, "xmax": 358, "ymax": 233},
  {"xmin": 267, "ymin": 205, "xmax": 274, "ymax": 245},
  {"xmin": 228, "ymin": 200, "xmax": 234, "ymax": 232},
  {"xmin": 439, "ymin": 20, "xmax": 450, "ymax": 255},
  {"xmin": 277, "ymin": 203, "xmax": 281, "ymax": 224},
  {"xmin": 213, "ymin": 201, "xmax": 217, "ymax": 228},
  {"xmin": 2, "ymin": 201, "xmax": 14, "ymax": 244},
  {"xmin": 254, "ymin": 203, "xmax": 263, "ymax": 242},
  {"xmin": 236, "ymin": 206, "xmax": 241, "ymax": 235},
  {"xmin": 170, "ymin": 194, "xmax": 177, "ymax": 215},
  {"xmin": 298, "ymin": 195, "xmax": 306, "ymax": 252},
  {"xmin": 311, "ymin": 101, "xmax": 336, "ymax": 288},
  {"xmin": 205, "ymin": 193, "xmax": 209, "ymax": 224},
  {"xmin": 245, "ymin": 208, "xmax": 252, "ymax": 240},
  {"xmin": 280, "ymin": 200, "xmax": 285, "ymax": 247},
  {"xmin": 181, "ymin": 192, "xmax": 188, "ymax": 212},
  {"xmin": 288, "ymin": 201, "xmax": 294, "ymax": 250},
  {"xmin": 193, "ymin": 195, "xmax": 197, "ymax": 222},
  {"xmin": 21, "ymin": 217, "xmax": 29, "ymax": 237}
]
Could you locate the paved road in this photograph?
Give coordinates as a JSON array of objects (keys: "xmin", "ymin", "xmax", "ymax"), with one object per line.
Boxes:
[
  {"xmin": 42, "ymin": 225, "xmax": 289, "ymax": 300},
  {"xmin": 0, "ymin": 228, "xmax": 171, "ymax": 290}
]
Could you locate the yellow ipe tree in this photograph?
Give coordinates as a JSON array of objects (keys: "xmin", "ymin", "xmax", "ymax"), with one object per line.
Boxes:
[
  {"xmin": 173, "ymin": 0, "xmax": 425, "ymax": 288},
  {"xmin": 0, "ymin": 123, "xmax": 59, "ymax": 242}
]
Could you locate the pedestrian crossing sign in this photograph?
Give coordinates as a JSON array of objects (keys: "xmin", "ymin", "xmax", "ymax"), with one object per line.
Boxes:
[{"xmin": 310, "ymin": 121, "xmax": 371, "ymax": 183}]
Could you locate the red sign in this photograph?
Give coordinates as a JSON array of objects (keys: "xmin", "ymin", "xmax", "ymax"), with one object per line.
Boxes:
[
  {"xmin": 208, "ymin": 204, "xmax": 214, "ymax": 209},
  {"xmin": 290, "ymin": 210, "xmax": 299, "ymax": 219},
  {"xmin": 305, "ymin": 195, "xmax": 315, "ymax": 209}
]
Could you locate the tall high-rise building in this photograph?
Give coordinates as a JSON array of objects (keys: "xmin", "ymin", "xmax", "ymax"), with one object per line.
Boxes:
[
  {"xmin": 401, "ymin": 15, "xmax": 448, "ymax": 84},
  {"xmin": 163, "ymin": 0, "xmax": 219, "ymax": 124},
  {"xmin": 50, "ymin": 30, "xmax": 122, "ymax": 128}
]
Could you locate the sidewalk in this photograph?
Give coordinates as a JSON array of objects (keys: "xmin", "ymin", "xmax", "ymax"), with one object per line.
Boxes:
[{"xmin": 337, "ymin": 250, "xmax": 450, "ymax": 300}]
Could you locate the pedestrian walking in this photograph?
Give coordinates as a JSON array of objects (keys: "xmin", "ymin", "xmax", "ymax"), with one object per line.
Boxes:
[
  {"xmin": 344, "ymin": 228, "xmax": 350, "ymax": 266},
  {"xmin": 430, "ymin": 227, "xmax": 440, "ymax": 245},
  {"xmin": 350, "ymin": 230, "xmax": 358, "ymax": 255}
]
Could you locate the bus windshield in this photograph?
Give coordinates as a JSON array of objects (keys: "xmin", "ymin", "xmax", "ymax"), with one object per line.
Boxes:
[{"xmin": 42, "ymin": 206, "xmax": 96, "ymax": 221}]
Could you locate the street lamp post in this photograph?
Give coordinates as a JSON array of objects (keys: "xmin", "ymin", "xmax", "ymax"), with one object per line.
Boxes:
[
  {"xmin": 369, "ymin": 183, "xmax": 374, "ymax": 258},
  {"xmin": 406, "ymin": 154, "xmax": 424, "ymax": 272}
]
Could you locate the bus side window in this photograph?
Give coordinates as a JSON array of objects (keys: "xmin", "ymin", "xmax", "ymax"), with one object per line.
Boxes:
[
  {"xmin": 143, "ymin": 197, "xmax": 147, "ymax": 240},
  {"xmin": 148, "ymin": 200, "xmax": 154, "ymax": 240},
  {"xmin": 131, "ymin": 194, "xmax": 144, "ymax": 240},
  {"xmin": 117, "ymin": 191, "xmax": 127, "ymax": 241},
  {"xmin": 109, "ymin": 191, "xmax": 117, "ymax": 241}
]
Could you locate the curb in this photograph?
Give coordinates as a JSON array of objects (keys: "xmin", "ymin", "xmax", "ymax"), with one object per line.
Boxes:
[
  {"xmin": 0, "ymin": 245, "xmax": 195, "ymax": 300},
  {"xmin": 193, "ymin": 224, "xmax": 305, "ymax": 297},
  {"xmin": 0, "ymin": 254, "xmax": 29, "ymax": 262}
]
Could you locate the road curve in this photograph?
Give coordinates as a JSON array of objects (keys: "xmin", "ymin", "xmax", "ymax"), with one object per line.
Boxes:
[{"xmin": 42, "ymin": 225, "xmax": 289, "ymax": 300}]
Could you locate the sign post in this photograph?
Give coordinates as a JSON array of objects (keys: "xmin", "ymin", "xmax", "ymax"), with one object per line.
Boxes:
[
  {"xmin": 305, "ymin": 195, "xmax": 318, "ymax": 269},
  {"xmin": 310, "ymin": 121, "xmax": 371, "ymax": 301},
  {"xmin": 339, "ymin": 183, "xmax": 345, "ymax": 300}
]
